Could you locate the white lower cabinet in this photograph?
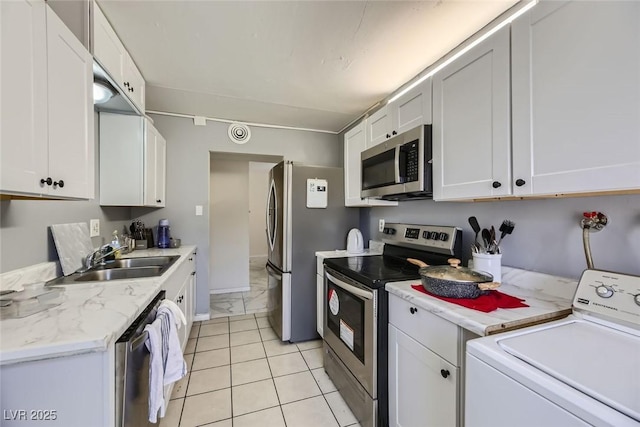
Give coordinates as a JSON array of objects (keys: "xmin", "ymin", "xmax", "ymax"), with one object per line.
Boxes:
[
  {"xmin": 388, "ymin": 293, "xmax": 465, "ymax": 427},
  {"xmin": 164, "ymin": 250, "xmax": 196, "ymax": 349},
  {"xmin": 389, "ymin": 325, "xmax": 458, "ymax": 427}
]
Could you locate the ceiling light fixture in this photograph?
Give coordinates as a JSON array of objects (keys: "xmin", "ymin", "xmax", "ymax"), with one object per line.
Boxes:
[
  {"xmin": 387, "ymin": 0, "xmax": 538, "ymax": 104},
  {"xmin": 93, "ymin": 80, "xmax": 115, "ymax": 104}
]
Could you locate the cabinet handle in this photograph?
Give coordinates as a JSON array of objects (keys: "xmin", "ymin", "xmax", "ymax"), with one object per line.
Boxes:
[
  {"xmin": 440, "ymin": 369, "xmax": 450, "ymax": 379},
  {"xmin": 123, "ymin": 81, "xmax": 130, "ymax": 87},
  {"xmin": 392, "ymin": 130, "xmax": 397, "ymax": 135},
  {"xmin": 40, "ymin": 177, "xmax": 52, "ymax": 186},
  {"xmin": 189, "ymin": 257, "xmax": 194, "ymax": 261},
  {"xmin": 409, "ymin": 307, "xmax": 417, "ymax": 314},
  {"xmin": 129, "ymin": 87, "xmax": 134, "ymax": 92},
  {"xmin": 386, "ymin": 133, "xmax": 391, "ymax": 138},
  {"xmin": 492, "ymin": 181, "xmax": 502, "ymax": 189},
  {"xmin": 515, "ymin": 179, "xmax": 526, "ymax": 187},
  {"xmin": 156, "ymin": 199, "xmax": 161, "ymax": 203},
  {"xmin": 191, "ymin": 271, "xmax": 196, "ymax": 276},
  {"xmin": 53, "ymin": 180, "xmax": 64, "ymax": 188}
]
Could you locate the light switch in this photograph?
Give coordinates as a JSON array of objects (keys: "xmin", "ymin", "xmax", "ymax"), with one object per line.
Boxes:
[{"xmin": 195, "ymin": 205, "xmax": 203, "ymax": 216}]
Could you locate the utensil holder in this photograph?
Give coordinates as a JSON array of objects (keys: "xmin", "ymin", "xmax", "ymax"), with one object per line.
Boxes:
[{"xmin": 472, "ymin": 253, "xmax": 502, "ymax": 283}]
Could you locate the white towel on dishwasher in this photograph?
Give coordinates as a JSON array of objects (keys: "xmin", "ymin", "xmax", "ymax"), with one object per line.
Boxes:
[
  {"xmin": 145, "ymin": 307, "xmax": 187, "ymax": 423},
  {"xmin": 159, "ymin": 299, "xmax": 187, "ymax": 327}
]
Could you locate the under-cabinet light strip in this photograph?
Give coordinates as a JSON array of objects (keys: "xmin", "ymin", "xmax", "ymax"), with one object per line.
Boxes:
[{"xmin": 387, "ymin": 0, "xmax": 538, "ymax": 104}]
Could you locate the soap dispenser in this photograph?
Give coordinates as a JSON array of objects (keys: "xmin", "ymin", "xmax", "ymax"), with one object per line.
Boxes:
[{"xmin": 111, "ymin": 230, "xmax": 122, "ymax": 258}]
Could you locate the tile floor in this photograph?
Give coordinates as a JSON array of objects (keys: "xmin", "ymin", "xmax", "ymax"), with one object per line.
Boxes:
[
  {"xmin": 161, "ymin": 313, "xmax": 360, "ymax": 427},
  {"xmin": 210, "ymin": 258, "xmax": 268, "ymax": 318}
]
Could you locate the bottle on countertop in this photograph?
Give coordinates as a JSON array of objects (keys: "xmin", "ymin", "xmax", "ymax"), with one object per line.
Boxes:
[
  {"xmin": 111, "ymin": 230, "xmax": 122, "ymax": 258},
  {"xmin": 157, "ymin": 219, "xmax": 171, "ymax": 249}
]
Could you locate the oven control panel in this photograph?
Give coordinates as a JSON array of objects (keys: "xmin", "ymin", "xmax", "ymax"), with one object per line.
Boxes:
[
  {"xmin": 381, "ymin": 223, "xmax": 461, "ymax": 256},
  {"xmin": 573, "ymin": 269, "xmax": 640, "ymax": 328}
]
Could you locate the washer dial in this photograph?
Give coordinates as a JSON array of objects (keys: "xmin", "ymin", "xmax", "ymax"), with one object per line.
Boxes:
[{"xmin": 595, "ymin": 285, "xmax": 614, "ymax": 298}]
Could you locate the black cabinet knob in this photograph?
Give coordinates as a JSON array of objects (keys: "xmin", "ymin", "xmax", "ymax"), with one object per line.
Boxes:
[
  {"xmin": 129, "ymin": 87, "xmax": 134, "ymax": 92},
  {"xmin": 440, "ymin": 369, "xmax": 450, "ymax": 379},
  {"xmin": 515, "ymin": 179, "xmax": 526, "ymax": 187},
  {"xmin": 123, "ymin": 81, "xmax": 130, "ymax": 87},
  {"xmin": 392, "ymin": 130, "xmax": 397, "ymax": 135},
  {"xmin": 189, "ymin": 257, "xmax": 194, "ymax": 261},
  {"xmin": 191, "ymin": 271, "xmax": 196, "ymax": 276},
  {"xmin": 386, "ymin": 134, "xmax": 391, "ymax": 138},
  {"xmin": 40, "ymin": 177, "xmax": 52, "ymax": 186},
  {"xmin": 409, "ymin": 307, "xmax": 417, "ymax": 314},
  {"xmin": 156, "ymin": 199, "xmax": 161, "ymax": 203},
  {"xmin": 492, "ymin": 181, "xmax": 502, "ymax": 189},
  {"xmin": 53, "ymin": 180, "xmax": 64, "ymax": 188}
]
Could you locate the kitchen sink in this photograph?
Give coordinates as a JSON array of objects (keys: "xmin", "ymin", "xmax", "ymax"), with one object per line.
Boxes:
[
  {"xmin": 102, "ymin": 256, "xmax": 180, "ymax": 269},
  {"xmin": 73, "ymin": 266, "xmax": 165, "ymax": 282},
  {"xmin": 45, "ymin": 256, "xmax": 179, "ymax": 286}
]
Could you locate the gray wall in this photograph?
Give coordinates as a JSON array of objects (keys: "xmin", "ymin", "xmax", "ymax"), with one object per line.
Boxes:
[
  {"xmin": 0, "ymin": 112, "xmax": 132, "ymax": 273},
  {"xmin": 132, "ymin": 114, "xmax": 343, "ymax": 316},
  {"xmin": 366, "ymin": 194, "xmax": 640, "ymax": 279}
]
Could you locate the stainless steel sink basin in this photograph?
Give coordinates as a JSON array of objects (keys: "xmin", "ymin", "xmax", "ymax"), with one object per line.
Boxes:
[
  {"xmin": 73, "ymin": 266, "xmax": 165, "ymax": 282},
  {"xmin": 45, "ymin": 255, "xmax": 180, "ymax": 286},
  {"xmin": 102, "ymin": 256, "xmax": 180, "ymax": 269}
]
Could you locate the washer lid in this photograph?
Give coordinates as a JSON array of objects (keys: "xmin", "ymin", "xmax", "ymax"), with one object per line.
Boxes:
[{"xmin": 498, "ymin": 320, "xmax": 640, "ymax": 422}]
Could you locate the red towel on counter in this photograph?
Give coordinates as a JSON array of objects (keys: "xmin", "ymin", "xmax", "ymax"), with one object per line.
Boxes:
[{"xmin": 410, "ymin": 284, "xmax": 529, "ymax": 313}]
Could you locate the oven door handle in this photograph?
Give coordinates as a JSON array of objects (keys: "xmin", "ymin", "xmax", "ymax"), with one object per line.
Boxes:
[{"xmin": 326, "ymin": 272, "xmax": 373, "ymax": 300}]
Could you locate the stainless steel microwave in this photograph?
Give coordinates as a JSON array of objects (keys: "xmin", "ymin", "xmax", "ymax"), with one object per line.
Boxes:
[{"xmin": 360, "ymin": 124, "xmax": 432, "ymax": 200}]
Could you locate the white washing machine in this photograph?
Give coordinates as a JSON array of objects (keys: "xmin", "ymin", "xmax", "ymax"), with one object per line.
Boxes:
[{"xmin": 465, "ymin": 269, "xmax": 640, "ymax": 427}]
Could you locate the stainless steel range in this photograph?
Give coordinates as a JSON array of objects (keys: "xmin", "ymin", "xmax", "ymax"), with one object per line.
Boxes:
[{"xmin": 322, "ymin": 223, "xmax": 463, "ymax": 427}]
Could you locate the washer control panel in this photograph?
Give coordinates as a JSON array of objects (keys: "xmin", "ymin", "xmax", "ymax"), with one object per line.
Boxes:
[{"xmin": 573, "ymin": 269, "xmax": 640, "ymax": 327}]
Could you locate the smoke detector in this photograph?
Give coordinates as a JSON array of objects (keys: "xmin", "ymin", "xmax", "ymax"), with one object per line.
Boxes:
[{"xmin": 228, "ymin": 123, "xmax": 251, "ymax": 144}]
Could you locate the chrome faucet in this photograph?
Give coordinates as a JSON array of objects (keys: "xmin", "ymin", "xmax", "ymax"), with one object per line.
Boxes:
[{"xmin": 79, "ymin": 244, "xmax": 119, "ymax": 273}]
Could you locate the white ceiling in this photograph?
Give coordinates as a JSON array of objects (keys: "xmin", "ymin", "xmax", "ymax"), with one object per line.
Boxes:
[{"xmin": 97, "ymin": 0, "xmax": 517, "ymax": 133}]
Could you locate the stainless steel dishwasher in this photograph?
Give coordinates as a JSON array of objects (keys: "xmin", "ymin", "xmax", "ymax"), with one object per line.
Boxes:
[{"xmin": 115, "ymin": 290, "xmax": 165, "ymax": 427}]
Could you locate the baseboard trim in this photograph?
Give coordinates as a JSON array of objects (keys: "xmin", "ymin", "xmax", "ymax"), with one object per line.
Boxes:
[
  {"xmin": 194, "ymin": 313, "xmax": 211, "ymax": 322},
  {"xmin": 210, "ymin": 286, "xmax": 250, "ymax": 294}
]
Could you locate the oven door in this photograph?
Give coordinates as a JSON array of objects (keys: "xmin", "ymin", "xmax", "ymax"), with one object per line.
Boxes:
[{"xmin": 324, "ymin": 267, "xmax": 377, "ymax": 397}]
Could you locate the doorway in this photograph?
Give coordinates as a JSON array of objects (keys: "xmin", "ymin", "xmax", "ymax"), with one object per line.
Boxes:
[{"xmin": 208, "ymin": 152, "xmax": 280, "ymax": 318}]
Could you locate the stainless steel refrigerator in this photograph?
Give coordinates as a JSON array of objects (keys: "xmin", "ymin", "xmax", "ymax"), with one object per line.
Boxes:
[{"xmin": 266, "ymin": 161, "xmax": 359, "ymax": 342}]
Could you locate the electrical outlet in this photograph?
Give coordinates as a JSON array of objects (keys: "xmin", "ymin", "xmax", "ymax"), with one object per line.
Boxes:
[
  {"xmin": 379, "ymin": 219, "xmax": 385, "ymax": 232},
  {"xmin": 90, "ymin": 219, "xmax": 100, "ymax": 237}
]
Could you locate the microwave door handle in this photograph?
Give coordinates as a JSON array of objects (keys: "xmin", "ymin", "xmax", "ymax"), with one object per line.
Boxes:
[
  {"xmin": 394, "ymin": 146, "xmax": 402, "ymax": 184},
  {"xmin": 326, "ymin": 272, "xmax": 373, "ymax": 300}
]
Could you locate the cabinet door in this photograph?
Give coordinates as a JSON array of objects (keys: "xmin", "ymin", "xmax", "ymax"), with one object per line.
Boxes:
[
  {"xmin": 154, "ymin": 132, "xmax": 166, "ymax": 207},
  {"xmin": 92, "ymin": 2, "xmax": 125, "ymax": 84},
  {"xmin": 512, "ymin": 1, "xmax": 640, "ymax": 196},
  {"xmin": 46, "ymin": 6, "xmax": 94, "ymax": 199},
  {"xmin": 343, "ymin": 122, "xmax": 398, "ymax": 207},
  {"xmin": 123, "ymin": 52, "xmax": 146, "ymax": 113},
  {"xmin": 433, "ymin": 26, "xmax": 511, "ymax": 201},
  {"xmin": 367, "ymin": 106, "xmax": 391, "ymax": 147},
  {"xmin": 0, "ymin": 0, "xmax": 48, "ymax": 195},
  {"xmin": 174, "ymin": 279, "xmax": 189, "ymax": 349},
  {"xmin": 389, "ymin": 325, "xmax": 458, "ymax": 427},
  {"xmin": 143, "ymin": 122, "xmax": 158, "ymax": 206},
  {"xmin": 389, "ymin": 77, "xmax": 432, "ymax": 133}
]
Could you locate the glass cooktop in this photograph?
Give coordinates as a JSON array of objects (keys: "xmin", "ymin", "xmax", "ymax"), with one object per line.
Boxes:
[{"xmin": 324, "ymin": 255, "xmax": 421, "ymax": 289}]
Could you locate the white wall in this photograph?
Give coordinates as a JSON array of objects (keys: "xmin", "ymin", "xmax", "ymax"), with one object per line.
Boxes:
[
  {"xmin": 249, "ymin": 162, "xmax": 275, "ymax": 258},
  {"xmin": 133, "ymin": 114, "xmax": 342, "ymax": 316},
  {"xmin": 209, "ymin": 158, "xmax": 250, "ymax": 293}
]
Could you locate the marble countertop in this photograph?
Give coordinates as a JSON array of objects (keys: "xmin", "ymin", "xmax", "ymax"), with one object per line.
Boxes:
[
  {"xmin": 386, "ymin": 266, "xmax": 578, "ymax": 337},
  {"xmin": 0, "ymin": 246, "xmax": 196, "ymax": 366}
]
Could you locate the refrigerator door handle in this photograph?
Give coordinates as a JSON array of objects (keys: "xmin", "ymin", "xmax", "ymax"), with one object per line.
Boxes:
[{"xmin": 266, "ymin": 263, "xmax": 282, "ymax": 280}]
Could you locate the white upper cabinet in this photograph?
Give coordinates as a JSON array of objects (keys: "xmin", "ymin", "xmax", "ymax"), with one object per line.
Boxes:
[
  {"xmin": 0, "ymin": 0, "xmax": 94, "ymax": 199},
  {"xmin": 511, "ymin": 0, "xmax": 640, "ymax": 196},
  {"xmin": 367, "ymin": 79, "xmax": 433, "ymax": 148},
  {"xmin": 344, "ymin": 121, "xmax": 398, "ymax": 207},
  {"xmin": 93, "ymin": 2, "xmax": 145, "ymax": 114},
  {"xmin": 432, "ymin": 26, "xmax": 511, "ymax": 201},
  {"xmin": 100, "ymin": 113, "xmax": 166, "ymax": 207},
  {"xmin": 389, "ymin": 77, "xmax": 432, "ymax": 135},
  {"xmin": 144, "ymin": 124, "xmax": 166, "ymax": 207},
  {"xmin": 366, "ymin": 106, "xmax": 391, "ymax": 147}
]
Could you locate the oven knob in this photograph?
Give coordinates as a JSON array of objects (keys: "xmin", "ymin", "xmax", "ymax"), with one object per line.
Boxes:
[
  {"xmin": 595, "ymin": 285, "xmax": 614, "ymax": 298},
  {"xmin": 438, "ymin": 233, "xmax": 449, "ymax": 241},
  {"xmin": 634, "ymin": 294, "xmax": 640, "ymax": 306},
  {"xmin": 428, "ymin": 231, "xmax": 438, "ymax": 240},
  {"xmin": 383, "ymin": 227, "xmax": 396, "ymax": 235},
  {"xmin": 422, "ymin": 231, "xmax": 430, "ymax": 239}
]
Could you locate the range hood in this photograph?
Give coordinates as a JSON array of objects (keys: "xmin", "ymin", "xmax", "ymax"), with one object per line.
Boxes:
[{"xmin": 92, "ymin": 61, "xmax": 140, "ymax": 115}]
